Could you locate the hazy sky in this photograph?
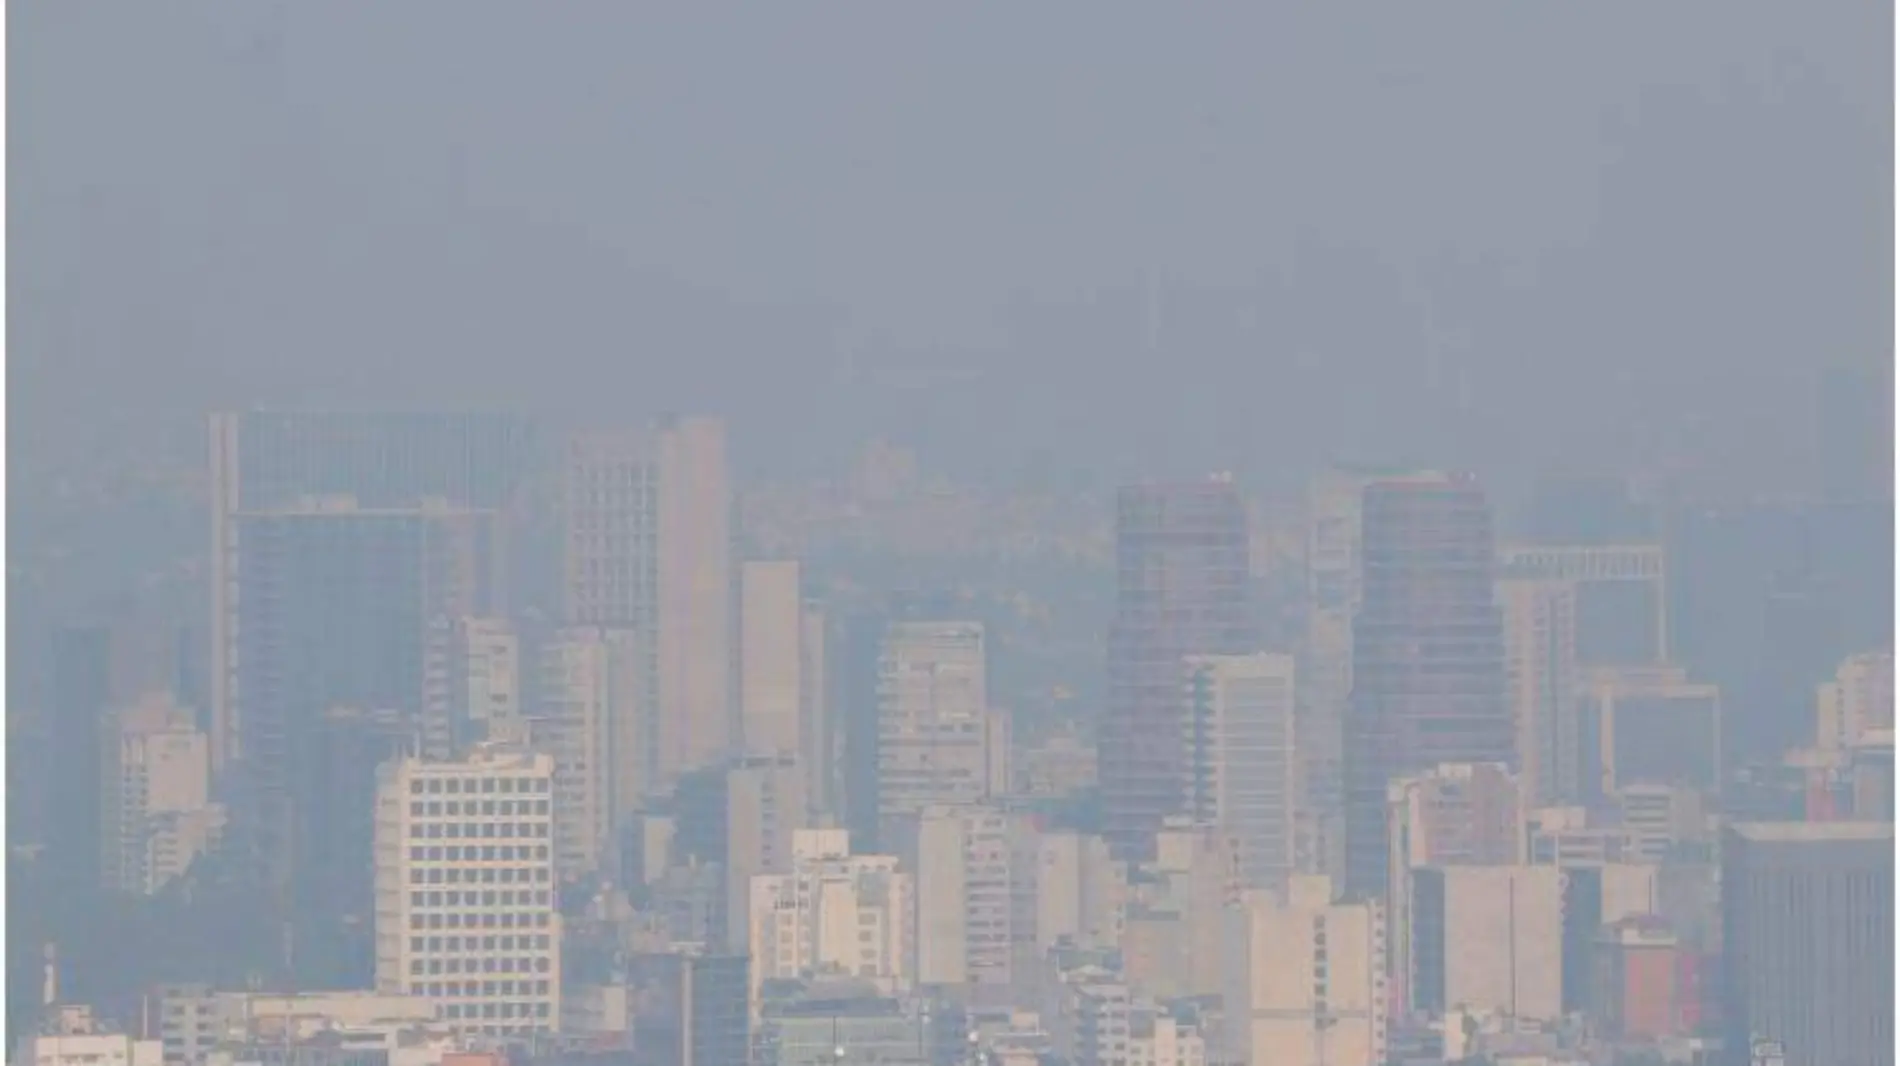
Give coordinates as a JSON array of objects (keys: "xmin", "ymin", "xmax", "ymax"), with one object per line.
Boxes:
[{"xmin": 11, "ymin": 2, "xmax": 1891, "ymax": 492}]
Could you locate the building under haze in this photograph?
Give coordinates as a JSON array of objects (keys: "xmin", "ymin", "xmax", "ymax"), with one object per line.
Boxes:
[
  {"xmin": 1721, "ymin": 822, "xmax": 1893, "ymax": 1066},
  {"xmin": 1342, "ymin": 473, "xmax": 1509, "ymax": 899},
  {"xmin": 1104, "ymin": 476, "xmax": 1255, "ymax": 861},
  {"xmin": 873, "ymin": 620, "xmax": 996, "ymax": 845},
  {"xmin": 560, "ymin": 418, "xmax": 733, "ymax": 794},
  {"xmin": 229, "ymin": 499, "xmax": 504, "ymax": 985},
  {"xmin": 373, "ymin": 749, "xmax": 561, "ymax": 1037},
  {"xmin": 1181, "ymin": 653, "xmax": 1297, "ymax": 894}
]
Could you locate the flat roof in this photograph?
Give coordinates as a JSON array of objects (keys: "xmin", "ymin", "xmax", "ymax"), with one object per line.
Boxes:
[{"xmin": 1729, "ymin": 821, "xmax": 1894, "ymax": 843}]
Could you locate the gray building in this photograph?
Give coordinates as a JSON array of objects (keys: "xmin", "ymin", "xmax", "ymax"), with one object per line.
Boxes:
[{"xmin": 1722, "ymin": 822, "xmax": 1893, "ymax": 1066}]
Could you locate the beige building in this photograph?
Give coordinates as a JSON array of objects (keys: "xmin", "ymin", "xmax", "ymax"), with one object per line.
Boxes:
[
  {"xmin": 1408, "ymin": 864, "xmax": 1563, "ymax": 1022},
  {"xmin": 1123, "ymin": 821, "xmax": 1240, "ymax": 1001},
  {"xmin": 913, "ymin": 804, "xmax": 1027, "ymax": 993},
  {"xmin": 875, "ymin": 621, "xmax": 994, "ymax": 836},
  {"xmin": 1300, "ymin": 469, "xmax": 1377, "ymax": 882},
  {"xmin": 718, "ymin": 754, "xmax": 810, "ymax": 953},
  {"xmin": 1816, "ymin": 650, "xmax": 1895, "ymax": 751},
  {"xmin": 747, "ymin": 829, "xmax": 913, "ymax": 1007},
  {"xmin": 1182, "ymin": 653, "xmax": 1298, "ymax": 895},
  {"xmin": 372, "ymin": 749, "xmax": 561, "ymax": 1036},
  {"xmin": 1224, "ymin": 875, "xmax": 1386, "ymax": 1066},
  {"xmin": 101, "ymin": 694, "xmax": 223, "ymax": 895},
  {"xmin": 561, "ymin": 418, "xmax": 732, "ymax": 792},
  {"xmin": 1385, "ymin": 763, "xmax": 1524, "ymax": 1003},
  {"xmin": 1032, "ymin": 830, "xmax": 1125, "ymax": 952},
  {"xmin": 531, "ymin": 627, "xmax": 640, "ymax": 880},
  {"xmin": 739, "ymin": 560, "xmax": 805, "ymax": 759}
]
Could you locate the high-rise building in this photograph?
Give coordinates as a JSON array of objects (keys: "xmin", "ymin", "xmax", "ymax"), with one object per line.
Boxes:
[
  {"xmin": 1182, "ymin": 653, "xmax": 1297, "ymax": 895},
  {"xmin": 1409, "ymin": 865, "xmax": 1564, "ymax": 1023},
  {"xmin": 1384, "ymin": 763, "xmax": 1523, "ymax": 1010},
  {"xmin": 208, "ymin": 411, "xmax": 540, "ymax": 775},
  {"xmin": 560, "ymin": 418, "xmax": 733, "ymax": 792},
  {"xmin": 1498, "ymin": 575, "xmax": 1580, "ymax": 805},
  {"xmin": 671, "ymin": 754, "xmax": 810, "ymax": 953},
  {"xmin": 739, "ymin": 560, "xmax": 806, "ymax": 760},
  {"xmin": 1722, "ymin": 823, "xmax": 1893, "ymax": 1066},
  {"xmin": 1224, "ymin": 875, "xmax": 1386, "ymax": 1066},
  {"xmin": 1301, "ymin": 468, "xmax": 1386, "ymax": 882},
  {"xmin": 912, "ymin": 804, "xmax": 1026, "ymax": 995},
  {"xmin": 530, "ymin": 628, "xmax": 640, "ymax": 881},
  {"xmin": 747, "ymin": 829, "xmax": 913, "ymax": 1004},
  {"xmin": 47, "ymin": 621, "xmax": 182, "ymax": 895},
  {"xmin": 230, "ymin": 500, "xmax": 503, "ymax": 983},
  {"xmin": 833, "ymin": 593, "xmax": 961, "ymax": 852},
  {"xmin": 874, "ymin": 621, "xmax": 994, "ymax": 843},
  {"xmin": 100, "ymin": 693, "xmax": 222, "ymax": 896},
  {"xmin": 1499, "ymin": 544, "xmax": 1668, "ymax": 669},
  {"xmin": 422, "ymin": 617, "xmax": 521, "ymax": 761},
  {"xmin": 1031, "ymin": 830, "xmax": 1125, "ymax": 953},
  {"xmin": 1343, "ymin": 473, "xmax": 1508, "ymax": 899},
  {"xmin": 372, "ymin": 749, "xmax": 561, "ymax": 1037},
  {"xmin": 1105, "ymin": 476, "xmax": 1254, "ymax": 860}
]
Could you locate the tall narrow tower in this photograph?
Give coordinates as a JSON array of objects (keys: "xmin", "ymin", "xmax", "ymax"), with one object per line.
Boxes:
[
  {"xmin": 1342, "ymin": 473, "xmax": 1508, "ymax": 899},
  {"xmin": 1103, "ymin": 476, "xmax": 1254, "ymax": 861}
]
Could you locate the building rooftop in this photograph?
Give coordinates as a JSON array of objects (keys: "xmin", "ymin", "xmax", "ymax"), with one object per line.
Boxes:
[{"xmin": 1729, "ymin": 821, "xmax": 1894, "ymax": 842}]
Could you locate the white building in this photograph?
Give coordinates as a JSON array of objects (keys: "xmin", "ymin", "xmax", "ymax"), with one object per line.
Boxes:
[
  {"xmin": 1224, "ymin": 875, "xmax": 1386, "ymax": 1066},
  {"xmin": 747, "ymin": 829, "xmax": 913, "ymax": 1006},
  {"xmin": 1817, "ymin": 650, "xmax": 1894, "ymax": 751},
  {"xmin": 1182, "ymin": 654, "xmax": 1297, "ymax": 894},
  {"xmin": 373, "ymin": 749, "xmax": 561, "ymax": 1036},
  {"xmin": 531, "ymin": 628, "xmax": 640, "ymax": 881}
]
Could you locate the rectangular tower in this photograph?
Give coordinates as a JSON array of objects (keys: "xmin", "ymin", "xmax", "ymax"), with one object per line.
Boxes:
[
  {"xmin": 1182, "ymin": 653, "xmax": 1297, "ymax": 895},
  {"xmin": 1343, "ymin": 473, "xmax": 1508, "ymax": 899},
  {"xmin": 1104, "ymin": 476, "xmax": 1254, "ymax": 860}
]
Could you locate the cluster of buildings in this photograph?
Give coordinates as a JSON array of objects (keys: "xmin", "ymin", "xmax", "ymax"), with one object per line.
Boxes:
[{"xmin": 15, "ymin": 416, "xmax": 1892, "ymax": 1066}]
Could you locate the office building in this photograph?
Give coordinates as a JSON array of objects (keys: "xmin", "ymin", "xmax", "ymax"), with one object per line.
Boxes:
[
  {"xmin": 754, "ymin": 985, "xmax": 939, "ymax": 1066},
  {"xmin": 208, "ymin": 411, "xmax": 540, "ymax": 775},
  {"xmin": 623, "ymin": 950, "xmax": 750, "ymax": 1066},
  {"xmin": 1582, "ymin": 665, "xmax": 1722, "ymax": 799},
  {"xmin": 692, "ymin": 755, "xmax": 808, "ymax": 953},
  {"xmin": 230, "ymin": 500, "xmax": 503, "ymax": 985},
  {"xmin": 1224, "ymin": 875, "xmax": 1386, "ymax": 1066},
  {"xmin": 1410, "ymin": 865, "xmax": 1563, "ymax": 1023},
  {"xmin": 1499, "ymin": 543, "xmax": 1668, "ymax": 668},
  {"xmin": 422, "ymin": 617, "xmax": 520, "ymax": 760},
  {"xmin": 372, "ymin": 749, "xmax": 561, "ymax": 1037},
  {"xmin": 100, "ymin": 693, "xmax": 220, "ymax": 896},
  {"xmin": 1595, "ymin": 916, "xmax": 1689, "ymax": 1042},
  {"xmin": 1816, "ymin": 651, "xmax": 1895, "ymax": 752},
  {"xmin": 531, "ymin": 627, "xmax": 640, "ymax": 881},
  {"xmin": 875, "ymin": 621, "xmax": 995, "ymax": 840},
  {"xmin": 1343, "ymin": 473, "xmax": 1509, "ymax": 898},
  {"xmin": 1498, "ymin": 574, "xmax": 1581, "ymax": 804},
  {"xmin": 1721, "ymin": 823, "xmax": 1893, "ymax": 1066},
  {"xmin": 913, "ymin": 804, "xmax": 1025, "ymax": 994},
  {"xmin": 740, "ymin": 560, "xmax": 806, "ymax": 758},
  {"xmin": 1105, "ymin": 476, "xmax": 1254, "ymax": 861},
  {"xmin": 1032, "ymin": 830, "xmax": 1126, "ymax": 953},
  {"xmin": 1385, "ymin": 763, "xmax": 1523, "ymax": 1009},
  {"xmin": 747, "ymin": 829, "xmax": 913, "ymax": 1003},
  {"xmin": 23, "ymin": 1006, "xmax": 163, "ymax": 1066},
  {"xmin": 1182, "ymin": 654, "xmax": 1296, "ymax": 894},
  {"xmin": 560, "ymin": 418, "xmax": 732, "ymax": 792}
]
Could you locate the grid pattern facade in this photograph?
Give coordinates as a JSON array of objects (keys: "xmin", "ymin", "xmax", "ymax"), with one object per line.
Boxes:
[
  {"xmin": 1104, "ymin": 478, "xmax": 1254, "ymax": 861},
  {"xmin": 1343, "ymin": 475, "xmax": 1508, "ymax": 899},
  {"xmin": 374, "ymin": 752, "xmax": 562, "ymax": 1036}
]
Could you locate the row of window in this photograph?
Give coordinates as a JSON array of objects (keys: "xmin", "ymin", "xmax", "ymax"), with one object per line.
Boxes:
[
  {"xmin": 408, "ymin": 800, "xmax": 551, "ymax": 817},
  {"xmin": 409, "ymin": 845, "xmax": 550, "ymax": 863},
  {"xmin": 407, "ymin": 954, "xmax": 554, "ymax": 976},
  {"xmin": 407, "ymin": 890, "xmax": 555, "ymax": 915},
  {"xmin": 410, "ymin": 868, "xmax": 550, "ymax": 887},
  {"xmin": 406, "ymin": 820, "xmax": 550, "ymax": 839},
  {"xmin": 440, "ymin": 1001, "xmax": 553, "ymax": 1020},
  {"xmin": 406, "ymin": 937, "xmax": 557, "ymax": 963},
  {"xmin": 409, "ymin": 777, "xmax": 548, "ymax": 795}
]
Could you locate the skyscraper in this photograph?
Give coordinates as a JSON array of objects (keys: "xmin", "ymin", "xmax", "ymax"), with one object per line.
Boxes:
[
  {"xmin": 1104, "ymin": 476, "xmax": 1254, "ymax": 860},
  {"xmin": 739, "ymin": 560, "xmax": 806, "ymax": 760},
  {"xmin": 208, "ymin": 411, "xmax": 540, "ymax": 774},
  {"xmin": 531, "ymin": 628, "xmax": 641, "ymax": 881},
  {"xmin": 230, "ymin": 499, "xmax": 503, "ymax": 982},
  {"xmin": 1343, "ymin": 473, "xmax": 1508, "ymax": 898},
  {"xmin": 874, "ymin": 620, "xmax": 994, "ymax": 846},
  {"xmin": 560, "ymin": 418, "xmax": 733, "ymax": 792},
  {"xmin": 1722, "ymin": 822, "xmax": 1893, "ymax": 1066}
]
